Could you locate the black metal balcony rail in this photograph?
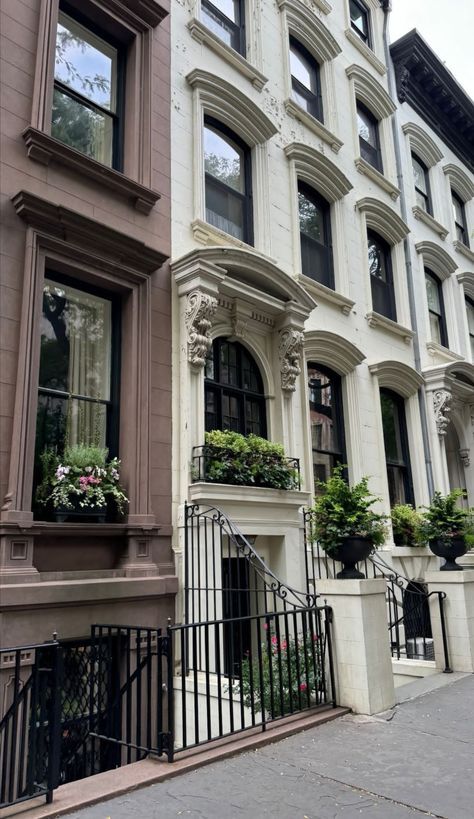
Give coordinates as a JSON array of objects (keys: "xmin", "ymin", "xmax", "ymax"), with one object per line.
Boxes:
[
  {"xmin": 0, "ymin": 640, "xmax": 61, "ymax": 810},
  {"xmin": 170, "ymin": 603, "xmax": 335, "ymax": 755},
  {"xmin": 303, "ymin": 509, "xmax": 451, "ymax": 671},
  {"xmin": 191, "ymin": 445, "xmax": 301, "ymax": 490}
]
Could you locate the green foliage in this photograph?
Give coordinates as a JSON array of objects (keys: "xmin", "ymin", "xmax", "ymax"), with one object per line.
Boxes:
[
  {"xmin": 420, "ymin": 490, "xmax": 474, "ymax": 546},
  {"xmin": 390, "ymin": 504, "xmax": 425, "ymax": 546},
  {"xmin": 230, "ymin": 625, "xmax": 323, "ymax": 717},
  {"xmin": 310, "ymin": 466, "xmax": 387, "ymax": 556},
  {"xmin": 202, "ymin": 430, "xmax": 299, "ymax": 490},
  {"xmin": 36, "ymin": 444, "xmax": 128, "ymax": 516}
]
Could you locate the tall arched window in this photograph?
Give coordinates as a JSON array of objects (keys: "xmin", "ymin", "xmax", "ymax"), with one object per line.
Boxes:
[
  {"xmin": 205, "ymin": 338, "xmax": 266, "ymax": 436},
  {"xmin": 425, "ymin": 269, "xmax": 448, "ymax": 348},
  {"xmin": 411, "ymin": 153, "xmax": 432, "ymax": 214},
  {"xmin": 380, "ymin": 389, "xmax": 414, "ymax": 507},
  {"xmin": 289, "ymin": 37, "xmax": 323, "ymax": 122},
  {"xmin": 298, "ymin": 183, "xmax": 333, "ymax": 288},
  {"xmin": 204, "ymin": 117, "xmax": 253, "ymax": 244},
  {"xmin": 308, "ymin": 363, "xmax": 346, "ymax": 486},
  {"xmin": 367, "ymin": 230, "xmax": 396, "ymax": 321}
]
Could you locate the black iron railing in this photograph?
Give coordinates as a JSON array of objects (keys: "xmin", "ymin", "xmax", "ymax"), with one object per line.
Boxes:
[
  {"xmin": 0, "ymin": 640, "xmax": 61, "ymax": 810},
  {"xmin": 191, "ymin": 446, "xmax": 301, "ymax": 490}
]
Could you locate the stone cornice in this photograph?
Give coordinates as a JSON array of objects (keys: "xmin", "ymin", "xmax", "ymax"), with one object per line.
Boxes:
[
  {"xmin": 356, "ymin": 197, "xmax": 410, "ymax": 243},
  {"xmin": 453, "ymin": 240, "xmax": 474, "ymax": 264},
  {"xmin": 402, "ymin": 122, "xmax": 443, "ymax": 167},
  {"xmin": 457, "ymin": 271, "xmax": 474, "ymax": 299},
  {"xmin": 102, "ymin": 0, "xmax": 168, "ymax": 30},
  {"xmin": 354, "ymin": 157, "xmax": 400, "ymax": 201},
  {"xmin": 284, "ymin": 99, "xmax": 343, "ymax": 153},
  {"xmin": 368, "ymin": 360, "xmax": 424, "ymax": 397},
  {"xmin": 284, "ymin": 142, "xmax": 352, "ymax": 201},
  {"xmin": 186, "ymin": 69, "xmax": 277, "ymax": 145},
  {"xmin": 345, "ymin": 64, "xmax": 396, "ymax": 119},
  {"xmin": 11, "ymin": 191, "xmax": 167, "ymax": 275},
  {"xmin": 415, "ymin": 240, "xmax": 457, "ymax": 278},
  {"xmin": 304, "ymin": 330, "xmax": 365, "ymax": 374},
  {"xmin": 344, "ymin": 28, "xmax": 386, "ymax": 76},
  {"xmin": 411, "ymin": 206, "xmax": 449, "ymax": 240},
  {"xmin": 426, "ymin": 341, "xmax": 464, "ymax": 362},
  {"xmin": 443, "ymin": 164, "xmax": 474, "ymax": 201},
  {"xmin": 187, "ymin": 19, "xmax": 267, "ymax": 90},
  {"xmin": 390, "ymin": 31, "xmax": 474, "ymax": 173},
  {"xmin": 297, "ymin": 276, "xmax": 354, "ymax": 315},
  {"xmin": 277, "ymin": 0, "xmax": 341, "ymax": 62},
  {"xmin": 365, "ymin": 312, "xmax": 414, "ymax": 345},
  {"xmin": 22, "ymin": 127, "xmax": 160, "ymax": 214}
]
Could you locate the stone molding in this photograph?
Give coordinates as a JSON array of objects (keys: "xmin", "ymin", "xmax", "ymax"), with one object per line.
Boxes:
[
  {"xmin": 186, "ymin": 69, "xmax": 277, "ymax": 145},
  {"xmin": 284, "ymin": 142, "xmax": 352, "ymax": 202},
  {"xmin": 11, "ymin": 191, "xmax": 167, "ymax": 275},
  {"xmin": 279, "ymin": 328, "xmax": 304, "ymax": 392},
  {"xmin": 368, "ymin": 360, "xmax": 424, "ymax": 398},
  {"xmin": 433, "ymin": 389, "xmax": 452, "ymax": 435},
  {"xmin": 415, "ymin": 240, "xmax": 457, "ymax": 279},
  {"xmin": 104, "ymin": 0, "xmax": 169, "ymax": 29},
  {"xmin": 453, "ymin": 241, "xmax": 474, "ymax": 265},
  {"xmin": 412, "ymin": 207, "xmax": 449, "ymax": 240},
  {"xmin": 365, "ymin": 312, "xmax": 414, "ymax": 344},
  {"xmin": 304, "ymin": 331, "xmax": 365, "ymax": 375},
  {"xmin": 184, "ymin": 290, "xmax": 218, "ymax": 368},
  {"xmin": 356, "ymin": 197, "xmax": 410, "ymax": 244},
  {"xmin": 457, "ymin": 271, "xmax": 474, "ymax": 300},
  {"xmin": 187, "ymin": 19, "xmax": 267, "ymax": 90},
  {"xmin": 460, "ymin": 448, "xmax": 470, "ymax": 468},
  {"xmin": 344, "ymin": 28, "xmax": 386, "ymax": 76},
  {"xmin": 284, "ymin": 99, "xmax": 343, "ymax": 153},
  {"xmin": 354, "ymin": 157, "xmax": 400, "ymax": 201},
  {"xmin": 426, "ymin": 341, "xmax": 464, "ymax": 362},
  {"xmin": 443, "ymin": 163, "xmax": 474, "ymax": 201},
  {"xmin": 22, "ymin": 128, "xmax": 161, "ymax": 214},
  {"xmin": 345, "ymin": 64, "xmax": 396, "ymax": 119},
  {"xmin": 402, "ymin": 122, "xmax": 444, "ymax": 167},
  {"xmin": 277, "ymin": 0, "xmax": 341, "ymax": 63},
  {"xmin": 298, "ymin": 276, "xmax": 355, "ymax": 315}
]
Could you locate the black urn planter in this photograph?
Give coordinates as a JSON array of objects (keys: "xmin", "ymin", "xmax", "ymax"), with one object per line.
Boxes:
[
  {"xmin": 429, "ymin": 536, "xmax": 467, "ymax": 571},
  {"xmin": 331, "ymin": 536, "xmax": 373, "ymax": 579}
]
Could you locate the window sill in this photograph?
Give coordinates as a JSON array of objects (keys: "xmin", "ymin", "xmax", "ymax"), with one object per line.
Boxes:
[
  {"xmin": 191, "ymin": 217, "xmax": 256, "ymax": 252},
  {"xmin": 187, "ymin": 18, "xmax": 267, "ymax": 90},
  {"xmin": 426, "ymin": 341, "xmax": 465, "ymax": 362},
  {"xmin": 365, "ymin": 311, "xmax": 414, "ymax": 344},
  {"xmin": 344, "ymin": 28, "xmax": 386, "ymax": 76},
  {"xmin": 284, "ymin": 99, "xmax": 343, "ymax": 154},
  {"xmin": 412, "ymin": 206, "xmax": 449, "ymax": 240},
  {"xmin": 355, "ymin": 157, "xmax": 400, "ymax": 201},
  {"xmin": 22, "ymin": 127, "xmax": 161, "ymax": 214},
  {"xmin": 453, "ymin": 239, "xmax": 474, "ymax": 263},
  {"xmin": 298, "ymin": 274, "xmax": 354, "ymax": 315}
]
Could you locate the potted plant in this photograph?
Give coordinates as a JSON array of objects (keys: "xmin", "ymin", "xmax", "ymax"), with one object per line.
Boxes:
[
  {"xmin": 390, "ymin": 504, "xmax": 424, "ymax": 547},
  {"xmin": 36, "ymin": 444, "xmax": 128, "ymax": 523},
  {"xmin": 197, "ymin": 430, "xmax": 300, "ymax": 490},
  {"xmin": 420, "ymin": 489, "xmax": 473, "ymax": 571},
  {"xmin": 310, "ymin": 466, "xmax": 387, "ymax": 579}
]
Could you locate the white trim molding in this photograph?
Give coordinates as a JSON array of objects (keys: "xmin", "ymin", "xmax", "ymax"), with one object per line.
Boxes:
[
  {"xmin": 284, "ymin": 142, "xmax": 352, "ymax": 202},
  {"xmin": 402, "ymin": 123, "xmax": 443, "ymax": 168},
  {"xmin": 354, "ymin": 157, "xmax": 400, "ymax": 201},
  {"xmin": 345, "ymin": 64, "xmax": 396, "ymax": 120},
  {"xmin": 443, "ymin": 164, "xmax": 474, "ymax": 202},
  {"xmin": 415, "ymin": 241, "xmax": 458, "ymax": 280},
  {"xmin": 411, "ymin": 207, "xmax": 449, "ymax": 240},
  {"xmin": 304, "ymin": 331, "xmax": 365, "ymax": 375},
  {"xmin": 277, "ymin": 0, "xmax": 341, "ymax": 63},
  {"xmin": 356, "ymin": 197, "xmax": 410, "ymax": 244},
  {"xmin": 453, "ymin": 241, "xmax": 474, "ymax": 264},
  {"xmin": 283, "ymin": 99, "xmax": 343, "ymax": 153},
  {"xmin": 457, "ymin": 271, "xmax": 474, "ymax": 300},
  {"xmin": 365, "ymin": 312, "xmax": 414, "ymax": 345},
  {"xmin": 368, "ymin": 360, "xmax": 424, "ymax": 398},
  {"xmin": 187, "ymin": 19, "xmax": 268, "ymax": 91}
]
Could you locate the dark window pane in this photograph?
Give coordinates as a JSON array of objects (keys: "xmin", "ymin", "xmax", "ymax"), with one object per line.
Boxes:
[
  {"xmin": 290, "ymin": 43, "xmax": 314, "ymax": 91},
  {"xmin": 412, "ymin": 155, "xmax": 427, "ymax": 195},
  {"xmin": 381, "ymin": 393, "xmax": 404, "ymax": 463},
  {"xmin": 380, "ymin": 389, "xmax": 413, "ymax": 507},
  {"xmin": 204, "ymin": 126, "xmax": 244, "ymax": 192},
  {"xmin": 299, "ymin": 191, "xmax": 323, "ymax": 240},
  {"xmin": 203, "ymin": 119, "xmax": 252, "ymax": 243},
  {"xmin": 205, "ymin": 179, "xmax": 244, "ymax": 239},
  {"xmin": 201, "ymin": 0, "xmax": 242, "ymax": 52},
  {"xmin": 350, "ymin": 0, "xmax": 369, "ymax": 43},
  {"xmin": 368, "ymin": 237, "xmax": 388, "ymax": 281},
  {"xmin": 308, "ymin": 364, "xmax": 345, "ymax": 487},
  {"xmin": 205, "ymin": 338, "xmax": 266, "ymax": 437}
]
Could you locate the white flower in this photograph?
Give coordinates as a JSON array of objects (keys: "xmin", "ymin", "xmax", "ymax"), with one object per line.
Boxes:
[{"xmin": 85, "ymin": 466, "xmax": 92, "ymax": 473}]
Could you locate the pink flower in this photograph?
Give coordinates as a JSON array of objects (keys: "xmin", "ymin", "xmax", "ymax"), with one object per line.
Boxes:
[
  {"xmin": 313, "ymin": 634, "xmax": 320, "ymax": 642},
  {"xmin": 280, "ymin": 640, "xmax": 287, "ymax": 650},
  {"xmin": 299, "ymin": 682, "xmax": 307, "ymax": 691},
  {"xmin": 263, "ymin": 623, "xmax": 268, "ymax": 631},
  {"xmin": 271, "ymin": 635, "xmax": 278, "ymax": 646}
]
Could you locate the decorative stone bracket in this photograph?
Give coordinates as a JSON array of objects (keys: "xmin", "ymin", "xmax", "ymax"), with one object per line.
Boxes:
[
  {"xmin": 459, "ymin": 449, "xmax": 470, "ymax": 468},
  {"xmin": 433, "ymin": 389, "xmax": 452, "ymax": 436},
  {"xmin": 278, "ymin": 328, "xmax": 304, "ymax": 392},
  {"xmin": 184, "ymin": 290, "xmax": 217, "ymax": 368}
]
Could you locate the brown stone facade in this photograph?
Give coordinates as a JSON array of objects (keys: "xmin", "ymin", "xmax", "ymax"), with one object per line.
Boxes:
[{"xmin": 0, "ymin": 0, "xmax": 176, "ymax": 646}]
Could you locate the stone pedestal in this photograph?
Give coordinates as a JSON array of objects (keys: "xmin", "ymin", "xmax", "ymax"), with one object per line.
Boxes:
[
  {"xmin": 426, "ymin": 570, "xmax": 474, "ymax": 672},
  {"xmin": 0, "ymin": 531, "xmax": 39, "ymax": 583},
  {"xmin": 319, "ymin": 577, "xmax": 395, "ymax": 715}
]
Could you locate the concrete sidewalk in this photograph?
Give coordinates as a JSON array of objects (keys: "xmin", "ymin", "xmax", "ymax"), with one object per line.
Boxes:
[{"xmin": 62, "ymin": 673, "xmax": 474, "ymax": 819}]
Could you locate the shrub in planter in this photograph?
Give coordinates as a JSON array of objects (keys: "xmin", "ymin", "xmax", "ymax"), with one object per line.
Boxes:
[
  {"xmin": 36, "ymin": 444, "xmax": 128, "ymax": 521},
  {"xmin": 419, "ymin": 489, "xmax": 474, "ymax": 570},
  {"xmin": 201, "ymin": 430, "xmax": 299, "ymax": 490},
  {"xmin": 390, "ymin": 504, "xmax": 425, "ymax": 547},
  {"xmin": 229, "ymin": 624, "xmax": 323, "ymax": 717}
]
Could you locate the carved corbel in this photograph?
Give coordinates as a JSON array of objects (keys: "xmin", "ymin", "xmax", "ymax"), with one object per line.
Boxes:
[
  {"xmin": 278, "ymin": 328, "xmax": 304, "ymax": 392},
  {"xmin": 459, "ymin": 449, "xmax": 470, "ymax": 468},
  {"xmin": 433, "ymin": 389, "xmax": 452, "ymax": 436},
  {"xmin": 184, "ymin": 290, "xmax": 217, "ymax": 368}
]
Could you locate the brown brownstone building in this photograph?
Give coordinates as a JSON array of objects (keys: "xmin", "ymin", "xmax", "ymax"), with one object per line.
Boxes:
[{"xmin": 0, "ymin": 0, "xmax": 176, "ymax": 647}]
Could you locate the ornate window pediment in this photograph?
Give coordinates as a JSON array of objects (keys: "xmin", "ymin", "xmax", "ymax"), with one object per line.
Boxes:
[
  {"xmin": 346, "ymin": 64, "xmax": 396, "ymax": 120},
  {"xmin": 368, "ymin": 360, "xmax": 424, "ymax": 398},
  {"xmin": 304, "ymin": 331, "xmax": 365, "ymax": 375},
  {"xmin": 415, "ymin": 241, "xmax": 457, "ymax": 280},
  {"xmin": 356, "ymin": 197, "xmax": 409, "ymax": 244},
  {"xmin": 443, "ymin": 164, "xmax": 474, "ymax": 202},
  {"xmin": 402, "ymin": 122, "xmax": 443, "ymax": 168},
  {"xmin": 284, "ymin": 143, "xmax": 352, "ymax": 202}
]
